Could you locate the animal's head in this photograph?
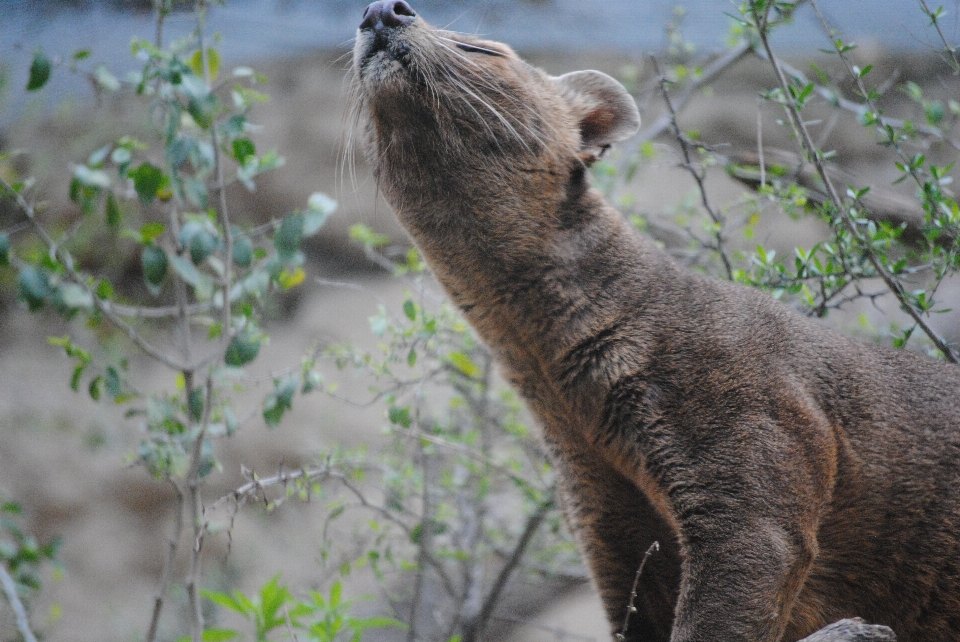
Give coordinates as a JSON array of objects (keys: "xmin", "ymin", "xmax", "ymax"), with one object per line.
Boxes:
[{"xmin": 350, "ymin": 0, "xmax": 640, "ymax": 227}]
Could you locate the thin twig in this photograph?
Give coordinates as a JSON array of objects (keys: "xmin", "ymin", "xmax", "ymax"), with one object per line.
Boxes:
[
  {"xmin": 196, "ymin": 0, "xmax": 234, "ymax": 349},
  {"xmin": 463, "ymin": 495, "xmax": 555, "ymax": 642},
  {"xmin": 282, "ymin": 605, "xmax": 302, "ymax": 642},
  {"xmin": 0, "ymin": 562, "xmax": 40, "ymax": 642},
  {"xmin": 634, "ymin": 40, "xmax": 753, "ymax": 145},
  {"xmin": 651, "ymin": 56, "xmax": 734, "ymax": 280},
  {"xmin": 392, "ymin": 426, "xmax": 537, "ymax": 489},
  {"xmin": 764, "ymin": 55, "xmax": 960, "ymax": 152},
  {"xmin": 616, "ymin": 541, "xmax": 660, "ymax": 641},
  {"xmin": 630, "ymin": 1, "xmax": 810, "ymax": 146},
  {"xmin": 146, "ymin": 480, "xmax": 184, "ymax": 642},
  {"xmin": 918, "ymin": 0, "xmax": 960, "ymax": 73},
  {"xmin": 183, "ymin": 370, "xmax": 208, "ymax": 642},
  {"xmin": 406, "ymin": 400, "xmax": 430, "ymax": 642}
]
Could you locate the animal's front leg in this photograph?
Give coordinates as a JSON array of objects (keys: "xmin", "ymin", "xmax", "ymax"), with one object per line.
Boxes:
[
  {"xmin": 669, "ymin": 512, "xmax": 819, "ymax": 642},
  {"xmin": 550, "ymin": 441, "xmax": 681, "ymax": 642}
]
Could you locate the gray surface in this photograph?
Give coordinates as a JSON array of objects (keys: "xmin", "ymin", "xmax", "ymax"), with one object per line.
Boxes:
[{"xmin": 0, "ymin": 0, "xmax": 957, "ymax": 121}]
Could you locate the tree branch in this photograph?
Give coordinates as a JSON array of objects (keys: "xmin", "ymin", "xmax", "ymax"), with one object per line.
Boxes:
[
  {"xmin": 0, "ymin": 177, "xmax": 192, "ymax": 372},
  {"xmin": 146, "ymin": 480, "xmax": 184, "ymax": 642},
  {"xmin": 798, "ymin": 619, "xmax": 895, "ymax": 642},
  {"xmin": 0, "ymin": 562, "xmax": 40, "ymax": 642},
  {"xmin": 652, "ymin": 56, "xmax": 734, "ymax": 280},
  {"xmin": 462, "ymin": 495, "xmax": 554, "ymax": 642},
  {"xmin": 751, "ymin": 0, "xmax": 958, "ymax": 363}
]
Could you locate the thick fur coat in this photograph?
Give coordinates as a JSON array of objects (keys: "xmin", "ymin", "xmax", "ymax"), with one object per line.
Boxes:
[{"xmin": 351, "ymin": 3, "xmax": 960, "ymax": 640}]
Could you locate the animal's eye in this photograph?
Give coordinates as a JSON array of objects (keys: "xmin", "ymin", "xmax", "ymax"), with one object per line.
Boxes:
[{"xmin": 455, "ymin": 42, "xmax": 505, "ymax": 57}]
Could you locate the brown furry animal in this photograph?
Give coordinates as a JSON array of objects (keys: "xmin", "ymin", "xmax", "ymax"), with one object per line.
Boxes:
[{"xmin": 350, "ymin": 2, "xmax": 960, "ymax": 640}]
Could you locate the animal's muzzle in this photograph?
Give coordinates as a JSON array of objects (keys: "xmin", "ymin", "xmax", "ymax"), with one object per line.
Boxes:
[{"xmin": 360, "ymin": 1, "xmax": 417, "ymax": 31}]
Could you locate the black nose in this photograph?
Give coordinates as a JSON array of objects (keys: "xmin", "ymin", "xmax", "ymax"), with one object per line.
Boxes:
[{"xmin": 361, "ymin": 1, "xmax": 417, "ymax": 30}]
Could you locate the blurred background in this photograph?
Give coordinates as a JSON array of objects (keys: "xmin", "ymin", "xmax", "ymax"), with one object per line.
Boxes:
[{"xmin": 1, "ymin": 1, "xmax": 959, "ymax": 641}]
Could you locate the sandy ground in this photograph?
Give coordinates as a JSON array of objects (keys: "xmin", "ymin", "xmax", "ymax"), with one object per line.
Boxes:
[{"xmin": 2, "ymin": 45, "xmax": 960, "ymax": 641}]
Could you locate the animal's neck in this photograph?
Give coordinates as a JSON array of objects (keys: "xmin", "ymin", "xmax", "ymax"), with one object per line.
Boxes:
[{"xmin": 398, "ymin": 184, "xmax": 670, "ymax": 389}]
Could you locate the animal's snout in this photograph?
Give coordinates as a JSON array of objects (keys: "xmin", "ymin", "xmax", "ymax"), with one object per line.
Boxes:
[{"xmin": 360, "ymin": 1, "xmax": 417, "ymax": 31}]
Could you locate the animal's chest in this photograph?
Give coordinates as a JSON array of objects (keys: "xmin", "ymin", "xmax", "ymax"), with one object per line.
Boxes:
[{"xmin": 504, "ymin": 360, "xmax": 682, "ymax": 534}]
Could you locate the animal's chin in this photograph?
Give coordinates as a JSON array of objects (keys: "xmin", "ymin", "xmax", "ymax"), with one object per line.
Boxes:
[
  {"xmin": 355, "ymin": 32, "xmax": 413, "ymax": 84},
  {"xmin": 358, "ymin": 53, "xmax": 405, "ymax": 86}
]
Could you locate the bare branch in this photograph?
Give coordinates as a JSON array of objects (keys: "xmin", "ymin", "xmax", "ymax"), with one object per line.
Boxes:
[
  {"xmin": 0, "ymin": 562, "xmax": 40, "ymax": 642},
  {"xmin": 462, "ymin": 495, "xmax": 555, "ymax": 642},
  {"xmin": 616, "ymin": 541, "xmax": 660, "ymax": 641},
  {"xmin": 146, "ymin": 479, "xmax": 184, "ymax": 642},
  {"xmin": 724, "ymin": 147, "xmax": 939, "ymax": 246},
  {"xmin": 634, "ymin": 39, "xmax": 754, "ymax": 145},
  {"xmin": 652, "ymin": 56, "xmax": 734, "ymax": 280}
]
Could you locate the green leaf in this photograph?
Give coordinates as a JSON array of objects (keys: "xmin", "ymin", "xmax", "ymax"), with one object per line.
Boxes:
[
  {"xmin": 232, "ymin": 138, "xmax": 256, "ymax": 165},
  {"xmin": 187, "ymin": 93, "xmax": 220, "ymax": 130},
  {"xmin": 231, "ymin": 235, "xmax": 253, "ymax": 268},
  {"xmin": 302, "ymin": 370, "xmax": 322, "ymax": 394},
  {"xmin": 18, "ymin": 267, "xmax": 51, "ymax": 311},
  {"xmin": 74, "ymin": 164, "xmax": 111, "ymax": 188},
  {"xmin": 70, "ymin": 364, "xmax": 85, "ymax": 392},
  {"xmin": 274, "ymin": 213, "xmax": 304, "ymax": 259},
  {"xmin": 388, "ymin": 405, "xmax": 411, "ymax": 429},
  {"xmin": 403, "ymin": 299, "xmax": 417, "ymax": 321},
  {"xmin": 350, "ymin": 223, "xmax": 390, "ymax": 248},
  {"xmin": 93, "ymin": 64, "xmax": 120, "ymax": 92},
  {"xmin": 224, "ymin": 331, "xmax": 261, "ymax": 367},
  {"xmin": 189, "ymin": 48, "xmax": 221, "ymax": 82},
  {"xmin": 54, "ymin": 283, "xmax": 93, "ymax": 312},
  {"xmin": 26, "ymin": 49, "xmax": 52, "ymax": 91},
  {"xmin": 140, "ymin": 222, "xmax": 166, "ymax": 244},
  {"xmin": 277, "ymin": 267, "xmax": 305, "ymax": 290},
  {"xmin": 303, "ymin": 192, "xmax": 337, "ymax": 237},
  {"xmin": 200, "ymin": 590, "xmax": 252, "ymax": 616},
  {"xmin": 179, "ymin": 630, "xmax": 237, "ymax": 642},
  {"xmin": 131, "ymin": 163, "xmax": 164, "ymax": 204},
  {"xmin": 142, "ymin": 244, "xmax": 168, "ymax": 293},
  {"xmin": 447, "ymin": 352, "xmax": 480, "ymax": 378},
  {"xmin": 180, "ymin": 221, "xmax": 220, "ymax": 265},
  {"xmin": 105, "ymin": 366, "xmax": 122, "ymax": 399},
  {"xmin": 176, "ymin": 629, "xmax": 239, "ymax": 642},
  {"xmin": 170, "ymin": 256, "xmax": 214, "ymax": 299},
  {"xmin": 105, "ymin": 192, "xmax": 122, "ymax": 227},
  {"xmin": 188, "ymin": 387, "xmax": 205, "ymax": 422},
  {"xmin": 89, "ymin": 376, "xmax": 103, "ymax": 401},
  {"xmin": 0, "ymin": 233, "xmax": 9, "ymax": 266},
  {"xmin": 263, "ymin": 377, "xmax": 297, "ymax": 428}
]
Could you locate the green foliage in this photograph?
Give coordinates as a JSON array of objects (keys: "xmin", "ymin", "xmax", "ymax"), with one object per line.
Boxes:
[
  {"xmin": 315, "ymin": 242, "xmax": 570, "ymax": 641},
  {"xmin": 0, "ymin": 500, "xmax": 59, "ymax": 597},
  {"xmin": 199, "ymin": 576, "xmax": 404, "ymax": 642},
  {"xmin": 5, "ymin": 1, "xmax": 960, "ymax": 641},
  {"xmin": 0, "ymin": 3, "xmax": 335, "ymax": 640},
  {"xmin": 26, "ymin": 49, "xmax": 51, "ymax": 91}
]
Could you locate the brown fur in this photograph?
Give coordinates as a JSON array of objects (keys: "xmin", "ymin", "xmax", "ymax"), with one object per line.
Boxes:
[{"xmin": 350, "ymin": 6, "xmax": 960, "ymax": 641}]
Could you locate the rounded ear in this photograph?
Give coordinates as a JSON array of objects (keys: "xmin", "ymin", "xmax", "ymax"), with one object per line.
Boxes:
[
  {"xmin": 553, "ymin": 70, "xmax": 640, "ymax": 158},
  {"xmin": 553, "ymin": 70, "xmax": 640, "ymax": 156}
]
